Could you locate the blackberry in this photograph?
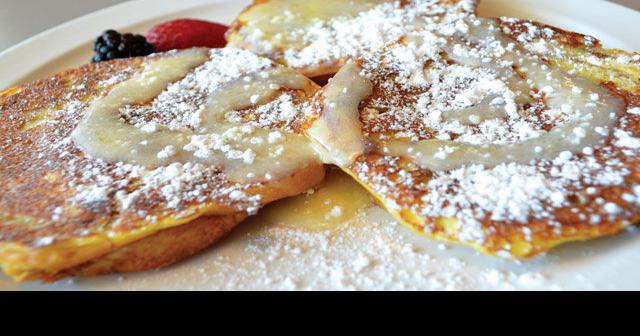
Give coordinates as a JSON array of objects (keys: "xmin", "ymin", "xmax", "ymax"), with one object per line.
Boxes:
[{"xmin": 91, "ymin": 30, "xmax": 155, "ymax": 63}]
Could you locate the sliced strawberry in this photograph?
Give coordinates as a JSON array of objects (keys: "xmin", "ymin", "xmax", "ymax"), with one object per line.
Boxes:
[{"xmin": 146, "ymin": 19, "xmax": 229, "ymax": 52}]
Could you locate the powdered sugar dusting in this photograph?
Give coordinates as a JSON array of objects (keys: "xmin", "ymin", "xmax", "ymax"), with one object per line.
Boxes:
[
  {"xmin": 64, "ymin": 48, "xmax": 318, "ymax": 229},
  {"xmin": 0, "ymin": 48, "xmax": 321, "ymax": 246},
  {"xmin": 121, "ymin": 48, "xmax": 275, "ymax": 131},
  {"xmin": 306, "ymin": 16, "xmax": 640, "ymax": 256},
  {"xmin": 281, "ymin": 0, "xmax": 476, "ymax": 69},
  {"xmin": 53, "ymin": 206, "xmax": 567, "ymax": 291}
]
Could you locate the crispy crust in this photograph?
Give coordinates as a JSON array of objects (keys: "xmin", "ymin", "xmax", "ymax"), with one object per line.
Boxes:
[
  {"xmin": 66, "ymin": 214, "xmax": 246, "ymax": 280},
  {"xmin": 0, "ymin": 52, "xmax": 326, "ymax": 281},
  {"xmin": 499, "ymin": 19, "xmax": 640, "ymax": 96},
  {"xmin": 306, "ymin": 18, "xmax": 640, "ymax": 258},
  {"xmin": 348, "ymin": 154, "xmax": 640, "ymax": 259},
  {"xmin": 4, "ymin": 214, "xmax": 246, "ymax": 282}
]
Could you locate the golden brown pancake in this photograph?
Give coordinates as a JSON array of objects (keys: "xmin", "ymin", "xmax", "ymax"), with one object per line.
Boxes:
[
  {"xmin": 303, "ymin": 17, "xmax": 640, "ymax": 259},
  {"xmin": 0, "ymin": 48, "xmax": 325, "ymax": 282},
  {"xmin": 226, "ymin": 0, "xmax": 478, "ymax": 77}
]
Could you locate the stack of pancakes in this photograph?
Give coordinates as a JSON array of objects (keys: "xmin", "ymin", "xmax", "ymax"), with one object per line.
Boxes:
[{"xmin": 1, "ymin": 0, "xmax": 640, "ymax": 282}]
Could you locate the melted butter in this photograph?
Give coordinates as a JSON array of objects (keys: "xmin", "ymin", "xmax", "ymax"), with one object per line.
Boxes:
[
  {"xmin": 72, "ymin": 49, "xmax": 320, "ymax": 182},
  {"xmin": 231, "ymin": 0, "xmax": 389, "ymax": 49},
  {"xmin": 255, "ymin": 169, "xmax": 373, "ymax": 231},
  {"xmin": 307, "ymin": 62, "xmax": 373, "ymax": 166}
]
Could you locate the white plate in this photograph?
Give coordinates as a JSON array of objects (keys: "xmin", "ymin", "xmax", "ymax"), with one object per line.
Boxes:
[{"xmin": 1, "ymin": 0, "xmax": 640, "ymax": 290}]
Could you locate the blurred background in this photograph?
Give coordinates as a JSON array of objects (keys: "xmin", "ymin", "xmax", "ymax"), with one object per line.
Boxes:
[{"xmin": 1, "ymin": 0, "xmax": 639, "ymax": 51}]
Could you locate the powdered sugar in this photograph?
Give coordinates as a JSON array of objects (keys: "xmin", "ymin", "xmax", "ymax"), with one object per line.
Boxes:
[
  {"xmin": 281, "ymin": 0, "xmax": 476, "ymax": 69},
  {"xmin": 5, "ymin": 48, "xmax": 321, "ymax": 246},
  {"xmin": 615, "ymin": 129, "xmax": 640, "ymax": 149},
  {"xmin": 62, "ymin": 47, "xmax": 319, "ymax": 232},
  {"xmin": 67, "ymin": 149, "xmax": 262, "ymax": 217},
  {"xmin": 308, "ymin": 16, "xmax": 640, "ymax": 255},
  {"xmin": 224, "ymin": 92, "xmax": 302, "ymax": 132},
  {"xmin": 55, "ymin": 206, "xmax": 569, "ymax": 291},
  {"xmin": 13, "ymin": 200, "xmax": 640, "ymax": 290},
  {"xmin": 121, "ymin": 48, "xmax": 275, "ymax": 131}
]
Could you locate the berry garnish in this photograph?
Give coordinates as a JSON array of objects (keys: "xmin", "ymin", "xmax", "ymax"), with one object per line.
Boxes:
[
  {"xmin": 92, "ymin": 30, "xmax": 155, "ymax": 63},
  {"xmin": 146, "ymin": 19, "xmax": 229, "ymax": 52}
]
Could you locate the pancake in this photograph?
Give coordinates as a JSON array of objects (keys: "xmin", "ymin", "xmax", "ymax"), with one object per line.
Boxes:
[
  {"xmin": 226, "ymin": 0, "xmax": 478, "ymax": 77},
  {"xmin": 303, "ymin": 17, "xmax": 640, "ymax": 259},
  {"xmin": 0, "ymin": 48, "xmax": 325, "ymax": 281}
]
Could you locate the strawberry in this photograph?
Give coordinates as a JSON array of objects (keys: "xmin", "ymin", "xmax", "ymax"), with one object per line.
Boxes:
[{"xmin": 146, "ymin": 19, "xmax": 229, "ymax": 52}]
